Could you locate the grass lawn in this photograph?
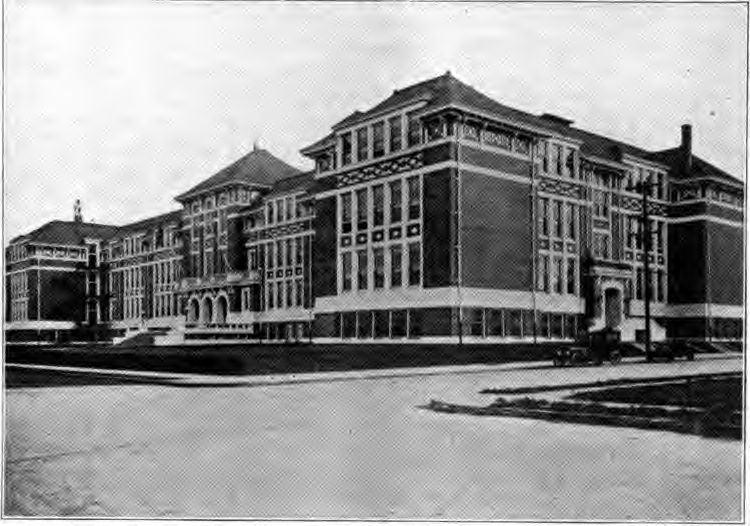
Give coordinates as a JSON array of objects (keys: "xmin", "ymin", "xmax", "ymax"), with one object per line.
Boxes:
[{"xmin": 569, "ymin": 374, "xmax": 743, "ymax": 412}]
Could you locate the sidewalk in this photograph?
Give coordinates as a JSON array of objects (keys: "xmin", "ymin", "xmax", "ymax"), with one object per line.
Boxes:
[{"xmin": 5, "ymin": 353, "xmax": 741, "ymax": 389}]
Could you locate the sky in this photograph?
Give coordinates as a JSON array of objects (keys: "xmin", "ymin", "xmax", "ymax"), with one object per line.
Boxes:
[{"xmin": 4, "ymin": 0, "xmax": 747, "ymax": 240}]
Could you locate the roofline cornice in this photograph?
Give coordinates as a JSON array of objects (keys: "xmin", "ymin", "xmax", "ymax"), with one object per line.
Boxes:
[
  {"xmin": 331, "ymin": 99, "xmax": 430, "ymax": 133},
  {"xmin": 175, "ymin": 180, "xmax": 272, "ymax": 203},
  {"xmin": 621, "ymin": 153, "xmax": 670, "ymax": 171}
]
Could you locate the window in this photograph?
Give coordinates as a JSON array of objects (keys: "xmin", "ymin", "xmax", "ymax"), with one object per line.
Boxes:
[
  {"xmin": 425, "ymin": 119, "xmax": 444, "ymax": 142},
  {"xmin": 341, "ymin": 132, "xmax": 352, "ymax": 165},
  {"xmin": 276, "ymin": 281, "xmax": 283, "ymax": 308},
  {"xmin": 539, "ymin": 141, "xmax": 549, "ymax": 173},
  {"xmin": 564, "ymin": 148, "xmax": 575, "ymax": 177},
  {"xmin": 566, "ymin": 257, "xmax": 577, "ymax": 294},
  {"xmin": 286, "ymin": 197, "xmax": 294, "ymax": 221},
  {"xmin": 342, "ymin": 252, "xmax": 352, "ymax": 291},
  {"xmin": 356, "ymin": 127, "xmax": 369, "ymax": 162},
  {"xmin": 635, "ymin": 268, "xmax": 643, "ymax": 300},
  {"xmin": 356, "ymin": 189, "xmax": 368, "ymax": 231},
  {"xmin": 373, "ymin": 248, "xmax": 385, "ymax": 289},
  {"xmin": 373, "ymin": 185, "xmax": 384, "ymax": 226},
  {"xmin": 390, "ymin": 245, "xmax": 402, "ymax": 287},
  {"xmin": 341, "ymin": 193, "xmax": 352, "ymax": 234},
  {"xmin": 389, "ymin": 180, "xmax": 402, "ymax": 223},
  {"xmin": 374, "ymin": 310, "xmax": 389, "ymax": 338},
  {"xmin": 342, "ymin": 312, "xmax": 356, "ymax": 339},
  {"xmin": 407, "ymin": 176, "xmax": 420, "ymax": 220},
  {"xmin": 391, "ymin": 309, "xmax": 407, "ymax": 338},
  {"xmin": 552, "ymin": 144, "xmax": 563, "ymax": 175},
  {"xmin": 267, "ymin": 243, "xmax": 275, "ymax": 269},
  {"xmin": 656, "ymin": 270, "xmax": 664, "ymax": 302},
  {"xmin": 357, "ymin": 311, "xmax": 373, "ymax": 339},
  {"xmin": 295, "ymin": 280, "xmax": 304, "ymax": 307},
  {"xmin": 295, "ymin": 237, "xmax": 303, "ymax": 266},
  {"xmin": 276, "ymin": 200, "xmax": 284, "ymax": 223},
  {"xmin": 553, "ymin": 256, "xmax": 563, "ymax": 294},
  {"xmin": 407, "ymin": 112, "xmax": 421, "ymax": 147},
  {"xmin": 373, "ymin": 122, "xmax": 385, "ymax": 158},
  {"xmin": 538, "ymin": 198, "xmax": 549, "ymax": 236},
  {"xmin": 286, "ymin": 279, "xmax": 294, "ymax": 308},
  {"xmin": 537, "ymin": 254, "xmax": 549, "ymax": 292},
  {"xmin": 389, "ymin": 116, "xmax": 402, "ymax": 153},
  {"xmin": 408, "ymin": 242, "xmax": 421, "ymax": 286},
  {"xmin": 268, "ymin": 283, "xmax": 275, "ymax": 309},
  {"xmin": 566, "ymin": 202, "xmax": 577, "ymax": 240},
  {"xmin": 553, "ymin": 201, "xmax": 563, "ymax": 238},
  {"xmin": 276, "ymin": 240, "xmax": 283, "ymax": 267},
  {"xmin": 286, "ymin": 239, "xmax": 293, "ymax": 267},
  {"xmin": 357, "ymin": 249, "xmax": 368, "ymax": 290}
]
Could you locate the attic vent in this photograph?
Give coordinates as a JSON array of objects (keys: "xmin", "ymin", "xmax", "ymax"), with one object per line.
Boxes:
[{"xmin": 540, "ymin": 113, "xmax": 574, "ymax": 127}]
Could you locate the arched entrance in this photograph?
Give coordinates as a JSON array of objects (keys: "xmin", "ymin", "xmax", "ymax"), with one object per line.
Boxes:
[
  {"xmin": 215, "ymin": 295, "xmax": 228, "ymax": 325},
  {"xmin": 604, "ymin": 287, "xmax": 623, "ymax": 329},
  {"xmin": 200, "ymin": 296, "xmax": 213, "ymax": 327},
  {"xmin": 187, "ymin": 298, "xmax": 200, "ymax": 324}
]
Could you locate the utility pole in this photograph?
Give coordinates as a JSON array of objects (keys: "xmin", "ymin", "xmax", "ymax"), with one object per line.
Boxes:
[{"xmin": 627, "ymin": 177, "xmax": 658, "ymax": 361}]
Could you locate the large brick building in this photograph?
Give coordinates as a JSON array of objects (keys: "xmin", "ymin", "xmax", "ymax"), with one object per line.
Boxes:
[{"xmin": 5, "ymin": 73, "xmax": 744, "ymax": 344}]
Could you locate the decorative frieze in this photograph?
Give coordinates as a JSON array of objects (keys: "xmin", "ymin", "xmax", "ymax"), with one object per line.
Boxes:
[
  {"xmin": 538, "ymin": 177, "xmax": 584, "ymax": 199},
  {"xmin": 336, "ymin": 152, "xmax": 424, "ymax": 188}
]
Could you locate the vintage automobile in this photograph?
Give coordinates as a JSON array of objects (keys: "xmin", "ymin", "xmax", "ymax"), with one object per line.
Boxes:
[
  {"xmin": 647, "ymin": 339, "xmax": 696, "ymax": 362},
  {"xmin": 553, "ymin": 328, "xmax": 622, "ymax": 367}
]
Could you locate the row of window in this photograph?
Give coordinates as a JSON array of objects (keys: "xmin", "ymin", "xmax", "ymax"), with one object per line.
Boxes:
[
  {"xmin": 341, "ymin": 242, "xmax": 421, "ymax": 292},
  {"xmin": 626, "ymin": 217, "xmax": 666, "ymax": 254},
  {"xmin": 9, "ymin": 298, "xmax": 29, "ymax": 321},
  {"xmin": 538, "ymin": 197, "xmax": 578, "ymax": 240},
  {"xmin": 627, "ymin": 166, "xmax": 666, "ymax": 200},
  {"xmin": 260, "ymin": 236, "xmax": 307, "ymax": 271},
  {"xmin": 461, "ymin": 123, "xmax": 533, "ymax": 156},
  {"xmin": 189, "ymin": 248, "xmax": 229, "ymax": 279},
  {"xmin": 538, "ymin": 141, "xmax": 578, "ymax": 178},
  {"xmin": 265, "ymin": 278, "xmax": 306, "ymax": 310},
  {"xmin": 189, "ymin": 187, "xmax": 256, "ymax": 215},
  {"xmin": 340, "ymin": 175, "xmax": 421, "ymax": 233},
  {"xmin": 632, "ymin": 267, "xmax": 667, "ymax": 303},
  {"xmin": 9, "ymin": 272, "xmax": 28, "ymax": 299},
  {"xmin": 339, "ymin": 112, "xmax": 421, "ymax": 167},
  {"xmin": 153, "ymin": 294, "xmax": 178, "ymax": 318},
  {"xmin": 537, "ymin": 254, "xmax": 578, "ymax": 295}
]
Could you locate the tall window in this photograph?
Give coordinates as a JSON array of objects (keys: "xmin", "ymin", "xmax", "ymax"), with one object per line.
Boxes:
[
  {"xmin": 389, "ymin": 180, "xmax": 402, "ymax": 223},
  {"xmin": 407, "ymin": 176, "xmax": 420, "ymax": 221},
  {"xmin": 566, "ymin": 202, "xmax": 576, "ymax": 240},
  {"xmin": 538, "ymin": 198, "xmax": 549, "ymax": 236},
  {"xmin": 408, "ymin": 242, "xmax": 421, "ymax": 286},
  {"xmin": 295, "ymin": 279, "xmax": 304, "ymax": 307},
  {"xmin": 267, "ymin": 243, "xmax": 275, "ymax": 269},
  {"xmin": 356, "ymin": 127, "xmax": 369, "ymax": 162},
  {"xmin": 537, "ymin": 254, "xmax": 549, "ymax": 292},
  {"xmin": 373, "ymin": 122, "xmax": 385, "ymax": 158},
  {"xmin": 566, "ymin": 257, "xmax": 577, "ymax": 294},
  {"xmin": 373, "ymin": 248, "xmax": 385, "ymax": 289},
  {"xmin": 390, "ymin": 245, "xmax": 402, "ymax": 287},
  {"xmin": 276, "ymin": 240, "xmax": 283, "ymax": 267},
  {"xmin": 553, "ymin": 256, "xmax": 563, "ymax": 294},
  {"xmin": 341, "ymin": 132, "xmax": 352, "ymax": 166},
  {"xmin": 286, "ymin": 279, "xmax": 294, "ymax": 307},
  {"xmin": 553, "ymin": 201, "xmax": 563, "ymax": 238},
  {"xmin": 341, "ymin": 193, "xmax": 352, "ymax": 233},
  {"xmin": 357, "ymin": 250, "xmax": 368, "ymax": 290},
  {"xmin": 407, "ymin": 112, "xmax": 421, "ymax": 147},
  {"xmin": 539, "ymin": 141, "xmax": 549, "ymax": 173},
  {"xmin": 342, "ymin": 252, "xmax": 352, "ymax": 291},
  {"xmin": 356, "ymin": 189, "xmax": 368, "ymax": 231},
  {"xmin": 286, "ymin": 238, "xmax": 293, "ymax": 267},
  {"xmin": 295, "ymin": 237, "xmax": 303, "ymax": 266},
  {"xmin": 552, "ymin": 144, "xmax": 563, "ymax": 175},
  {"xmin": 389, "ymin": 116, "xmax": 402, "ymax": 152},
  {"xmin": 373, "ymin": 185, "xmax": 385, "ymax": 226}
]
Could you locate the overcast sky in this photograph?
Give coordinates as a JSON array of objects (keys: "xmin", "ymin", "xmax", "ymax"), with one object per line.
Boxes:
[{"xmin": 5, "ymin": 0, "xmax": 747, "ymax": 239}]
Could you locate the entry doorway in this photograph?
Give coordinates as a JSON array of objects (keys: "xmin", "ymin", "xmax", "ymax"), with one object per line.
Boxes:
[{"xmin": 604, "ymin": 288, "xmax": 622, "ymax": 329}]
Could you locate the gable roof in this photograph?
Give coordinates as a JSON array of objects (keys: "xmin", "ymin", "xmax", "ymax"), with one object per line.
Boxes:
[
  {"xmin": 176, "ymin": 147, "xmax": 302, "ymax": 202},
  {"xmin": 10, "ymin": 220, "xmax": 119, "ymax": 246}
]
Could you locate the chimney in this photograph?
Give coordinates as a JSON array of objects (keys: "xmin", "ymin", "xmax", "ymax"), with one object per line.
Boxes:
[
  {"xmin": 681, "ymin": 124, "xmax": 693, "ymax": 174},
  {"xmin": 73, "ymin": 199, "xmax": 83, "ymax": 223}
]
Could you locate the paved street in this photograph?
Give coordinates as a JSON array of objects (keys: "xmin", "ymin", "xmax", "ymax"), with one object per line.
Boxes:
[{"xmin": 4, "ymin": 355, "xmax": 743, "ymax": 520}]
